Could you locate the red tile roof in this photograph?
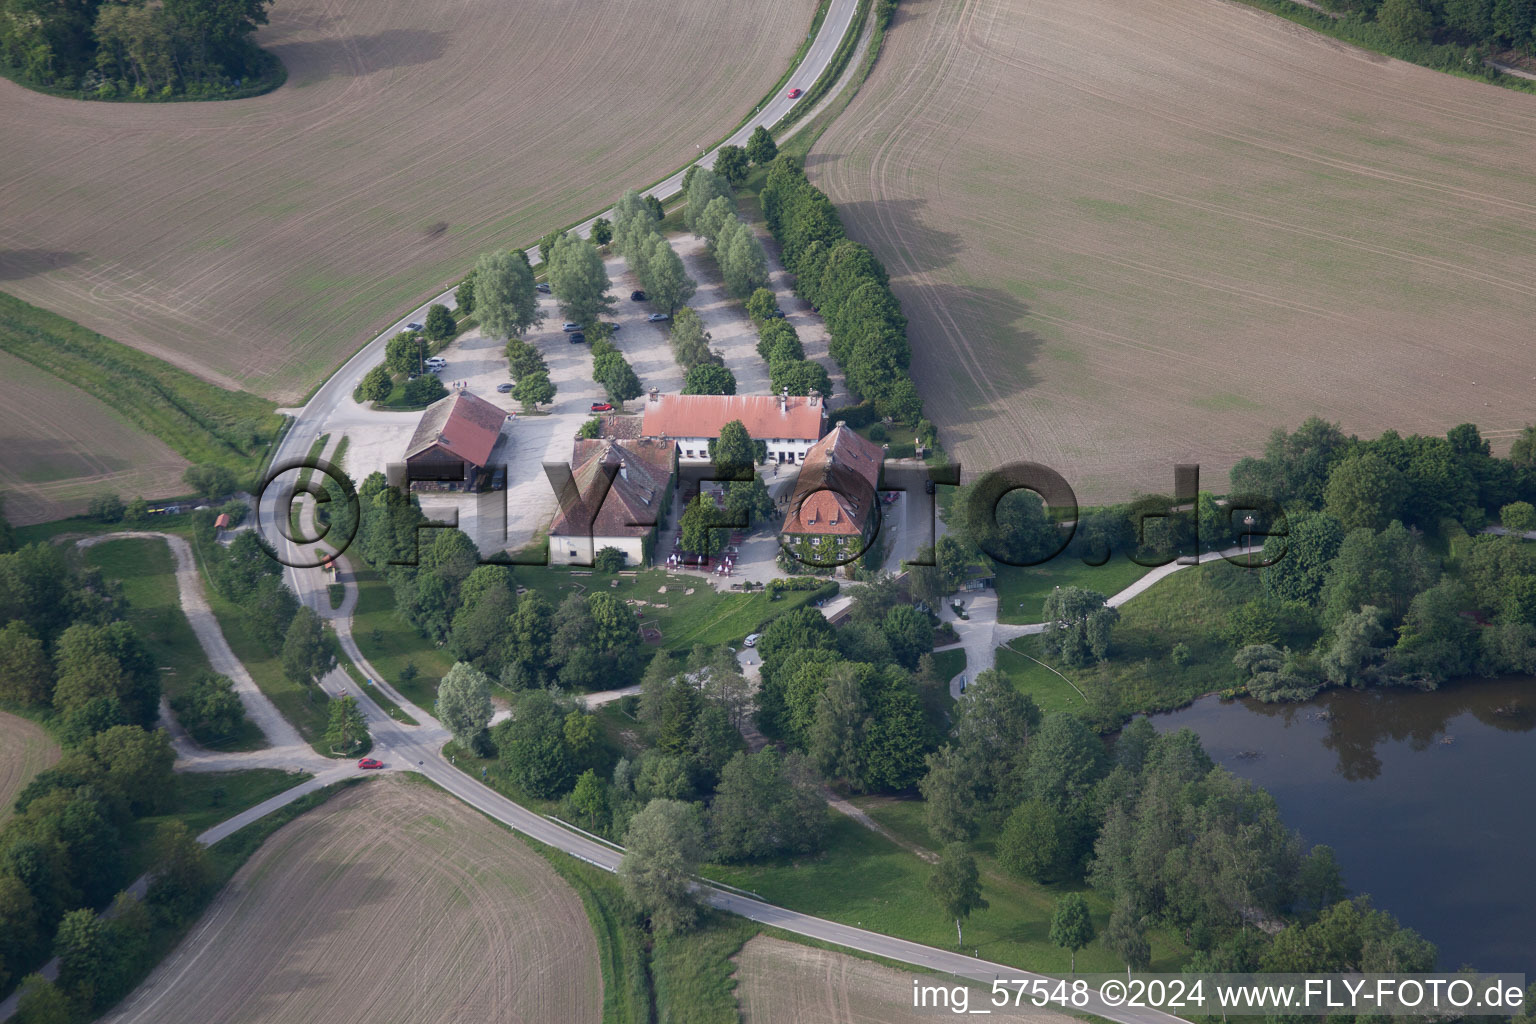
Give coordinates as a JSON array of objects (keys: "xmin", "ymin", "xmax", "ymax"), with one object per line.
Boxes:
[
  {"xmin": 781, "ymin": 426, "xmax": 884, "ymax": 537},
  {"xmin": 640, "ymin": 393, "xmax": 825, "ymax": 442},
  {"xmin": 550, "ymin": 438, "xmax": 676, "ymax": 539},
  {"xmin": 404, "ymin": 391, "xmax": 509, "ymax": 469}
]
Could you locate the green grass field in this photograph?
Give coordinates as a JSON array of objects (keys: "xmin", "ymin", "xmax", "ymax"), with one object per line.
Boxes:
[
  {"xmin": 995, "ymin": 639, "xmax": 1086, "ymax": 716},
  {"xmin": 993, "ymin": 557, "xmax": 1149, "ymax": 625},
  {"xmin": 120, "ymin": 769, "xmax": 313, "ymax": 879},
  {"xmin": 0, "ymin": 292, "xmax": 284, "ymax": 483},
  {"xmin": 81, "ymin": 537, "xmax": 266, "ymax": 750},
  {"xmin": 351, "ymin": 568, "xmax": 456, "ymax": 709}
]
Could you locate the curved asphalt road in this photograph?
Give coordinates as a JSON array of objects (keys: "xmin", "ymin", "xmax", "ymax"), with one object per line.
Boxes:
[{"xmin": 246, "ymin": 5, "xmax": 1189, "ymax": 1020}]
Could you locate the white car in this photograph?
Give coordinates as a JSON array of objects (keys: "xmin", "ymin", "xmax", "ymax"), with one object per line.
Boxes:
[
  {"xmin": 743, "ymin": 633, "xmax": 761, "ymax": 647},
  {"xmin": 646, "ymin": 313, "xmax": 670, "ymax": 323}
]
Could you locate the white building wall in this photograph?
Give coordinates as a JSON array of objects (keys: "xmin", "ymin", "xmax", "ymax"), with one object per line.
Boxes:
[
  {"xmin": 673, "ymin": 436, "xmax": 816, "ymax": 464},
  {"xmin": 548, "ymin": 534, "xmax": 647, "ymax": 567}
]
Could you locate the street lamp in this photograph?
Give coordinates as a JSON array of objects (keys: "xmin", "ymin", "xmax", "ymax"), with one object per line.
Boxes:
[{"xmin": 1243, "ymin": 514, "xmax": 1256, "ymax": 563}]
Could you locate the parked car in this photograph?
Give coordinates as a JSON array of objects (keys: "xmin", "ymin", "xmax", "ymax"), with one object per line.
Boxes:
[
  {"xmin": 925, "ymin": 479, "xmax": 937, "ymax": 494},
  {"xmin": 407, "ymin": 322, "xmax": 424, "ymax": 332},
  {"xmin": 646, "ymin": 313, "xmax": 670, "ymax": 322},
  {"xmin": 562, "ymin": 322, "xmax": 582, "ymax": 332},
  {"xmin": 602, "ymin": 322, "xmax": 621, "ymax": 331},
  {"xmin": 536, "ymin": 282, "xmax": 551, "ymax": 293},
  {"xmin": 630, "ymin": 290, "xmax": 647, "ymax": 301},
  {"xmin": 765, "ymin": 308, "xmax": 786, "ymax": 319},
  {"xmin": 787, "ymin": 87, "xmax": 802, "ymax": 99},
  {"xmin": 743, "ymin": 633, "xmax": 761, "ymax": 647},
  {"xmin": 570, "ymin": 331, "xmax": 586, "ymax": 343},
  {"xmin": 496, "ymin": 382, "xmax": 513, "ymax": 393},
  {"xmin": 358, "ymin": 758, "xmax": 384, "ymax": 770},
  {"xmin": 590, "ymin": 402, "xmax": 613, "ymax": 412}
]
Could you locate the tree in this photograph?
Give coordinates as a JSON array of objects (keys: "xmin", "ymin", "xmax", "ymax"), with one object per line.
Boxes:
[
  {"xmin": 455, "ymin": 269, "xmax": 477, "ymax": 313},
  {"xmin": 548, "ymin": 232, "xmax": 616, "ymax": 325},
  {"xmin": 594, "ymin": 546, "xmax": 627, "ymax": 573},
  {"xmin": 685, "ymin": 167, "xmax": 733, "ymax": 236},
  {"xmin": 1021, "ymin": 712, "xmax": 1109, "ymax": 808},
  {"xmin": 513, "ymin": 368, "xmax": 556, "ymax": 412},
  {"xmin": 403, "ymin": 374, "xmax": 447, "ymax": 406},
  {"xmin": 183, "ymin": 463, "xmax": 238, "ymax": 500},
  {"xmin": 929, "ymin": 843, "xmax": 988, "ymax": 946},
  {"xmin": 683, "ymin": 363, "xmax": 736, "ymax": 395},
  {"xmin": 1040, "ymin": 587, "xmax": 1118, "ymax": 667},
  {"xmin": 437, "ymin": 661, "xmax": 493, "ymax": 749},
  {"xmin": 497, "ymin": 688, "xmax": 575, "ymax": 797},
  {"xmin": 475, "ymin": 249, "xmax": 542, "ymax": 338},
  {"xmin": 1296, "ymin": 844, "xmax": 1347, "ymax": 916},
  {"xmin": 88, "ymin": 493, "xmax": 124, "ymax": 522},
  {"xmin": 709, "ymin": 749, "xmax": 826, "ymax": 861},
  {"xmin": 714, "ymin": 144, "xmax": 750, "ymax": 186},
  {"xmin": 882, "ymin": 604, "xmax": 933, "ymax": 669},
  {"xmin": 668, "ymin": 307, "xmax": 714, "ymax": 368},
  {"xmin": 712, "ymin": 419, "xmax": 756, "ymax": 478},
  {"xmin": 745, "ymin": 287, "xmax": 779, "ymax": 322},
  {"xmin": 538, "ymin": 231, "xmax": 561, "ymax": 265},
  {"xmin": 643, "ymin": 234, "xmax": 696, "ymax": 316},
  {"xmin": 359, "ymin": 364, "xmax": 392, "ymax": 403},
  {"xmin": 281, "ymin": 606, "xmax": 333, "ymax": 685},
  {"xmin": 593, "ymin": 350, "xmax": 643, "ymax": 405},
  {"xmin": 423, "ymin": 303, "xmax": 456, "ymax": 341},
  {"xmin": 0, "ymin": 621, "xmax": 52, "ymax": 705},
  {"xmin": 570, "ymin": 769, "xmax": 609, "ymax": 830},
  {"xmin": 169, "ymin": 671, "xmax": 246, "ymax": 743},
  {"xmin": 746, "ymin": 125, "xmax": 778, "ymax": 166},
  {"xmin": 1502, "ymin": 501, "xmax": 1536, "ymax": 535},
  {"xmin": 1049, "ymin": 892, "xmax": 1095, "ymax": 973},
  {"xmin": 52, "ymin": 909, "xmax": 107, "ymax": 1009},
  {"xmin": 1377, "ymin": 0, "xmax": 1434, "ymax": 43},
  {"xmin": 385, "ymin": 331, "xmax": 424, "ymax": 375},
  {"xmin": 591, "ymin": 217, "xmax": 613, "ymax": 247},
  {"xmin": 619, "ymin": 798, "xmax": 706, "ymax": 933},
  {"xmin": 12, "ymin": 975, "xmax": 71, "ymax": 1024},
  {"xmin": 146, "ymin": 820, "xmax": 212, "ymax": 919},
  {"xmin": 324, "ymin": 694, "xmax": 368, "ymax": 753},
  {"xmin": 998, "ymin": 798, "xmax": 1064, "ymax": 882},
  {"xmin": 1324, "ymin": 452, "xmax": 1407, "ymax": 532},
  {"xmin": 1105, "ymin": 895, "xmax": 1151, "ymax": 973},
  {"xmin": 718, "ymin": 217, "xmax": 771, "ymax": 297}
]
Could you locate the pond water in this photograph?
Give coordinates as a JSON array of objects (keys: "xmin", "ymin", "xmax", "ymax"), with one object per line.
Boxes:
[{"xmin": 1149, "ymin": 677, "xmax": 1536, "ymax": 972}]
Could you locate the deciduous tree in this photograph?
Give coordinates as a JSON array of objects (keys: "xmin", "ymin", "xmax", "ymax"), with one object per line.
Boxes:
[
  {"xmin": 475, "ymin": 249, "xmax": 542, "ymax": 339},
  {"xmin": 929, "ymin": 844, "xmax": 988, "ymax": 946}
]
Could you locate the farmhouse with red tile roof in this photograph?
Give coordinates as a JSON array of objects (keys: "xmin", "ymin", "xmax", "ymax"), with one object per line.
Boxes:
[
  {"xmin": 549, "ymin": 437, "xmax": 676, "ymax": 567},
  {"xmin": 639, "ymin": 389, "xmax": 827, "ymax": 464}
]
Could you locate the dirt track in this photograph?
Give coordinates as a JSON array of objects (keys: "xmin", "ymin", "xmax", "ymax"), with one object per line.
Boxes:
[
  {"xmin": 810, "ymin": 0, "xmax": 1536, "ymax": 500},
  {"xmin": 0, "ymin": 711, "xmax": 60, "ymax": 827},
  {"xmin": 0, "ymin": 0, "xmax": 816, "ymax": 402},
  {"xmin": 100, "ymin": 775, "xmax": 600, "ymax": 1024},
  {"xmin": 734, "ymin": 935, "xmax": 1070, "ymax": 1023}
]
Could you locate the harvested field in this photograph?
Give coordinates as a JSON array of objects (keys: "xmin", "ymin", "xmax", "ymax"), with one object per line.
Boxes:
[
  {"xmin": 100, "ymin": 775, "xmax": 601, "ymax": 1024},
  {"xmin": 810, "ymin": 0, "xmax": 1536, "ymax": 500},
  {"xmin": 733, "ymin": 935, "xmax": 1070, "ymax": 1023},
  {"xmin": 0, "ymin": 712, "xmax": 60, "ymax": 828},
  {"xmin": 0, "ymin": 349, "xmax": 188, "ymax": 524},
  {"xmin": 0, "ymin": 0, "xmax": 817, "ymax": 402}
]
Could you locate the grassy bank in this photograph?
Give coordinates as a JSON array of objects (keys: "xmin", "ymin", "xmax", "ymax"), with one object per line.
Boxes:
[
  {"xmin": 0, "ymin": 292, "xmax": 284, "ymax": 483},
  {"xmin": 992, "ymin": 558, "xmax": 1150, "ymax": 626}
]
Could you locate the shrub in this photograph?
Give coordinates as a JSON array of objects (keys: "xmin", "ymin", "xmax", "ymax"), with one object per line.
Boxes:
[
  {"xmin": 594, "ymin": 546, "xmax": 627, "ymax": 573},
  {"xmin": 423, "ymin": 304, "xmax": 456, "ymax": 341},
  {"xmin": 88, "ymin": 493, "xmax": 125, "ymax": 522},
  {"xmin": 404, "ymin": 375, "xmax": 448, "ymax": 406}
]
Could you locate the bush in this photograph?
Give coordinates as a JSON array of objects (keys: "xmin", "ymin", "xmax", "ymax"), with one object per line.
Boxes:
[
  {"xmin": 594, "ymin": 546, "xmax": 627, "ymax": 573},
  {"xmin": 88, "ymin": 493, "xmax": 125, "ymax": 522},
  {"xmin": 867, "ymin": 423, "xmax": 888, "ymax": 443},
  {"xmin": 404, "ymin": 375, "xmax": 448, "ymax": 406}
]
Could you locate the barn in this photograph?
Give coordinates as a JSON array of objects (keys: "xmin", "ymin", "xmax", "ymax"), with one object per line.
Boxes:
[{"xmin": 402, "ymin": 391, "xmax": 511, "ymax": 491}]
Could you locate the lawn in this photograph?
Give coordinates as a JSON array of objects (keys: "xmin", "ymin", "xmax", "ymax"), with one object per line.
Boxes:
[
  {"xmin": 351, "ymin": 567, "xmax": 456, "ymax": 709},
  {"xmin": 993, "ymin": 557, "xmax": 1149, "ymax": 625},
  {"xmin": 995, "ymin": 639, "xmax": 1086, "ymax": 716},
  {"xmin": 929, "ymin": 647, "xmax": 967, "ymax": 683},
  {"xmin": 81, "ymin": 537, "xmax": 265, "ymax": 750},
  {"xmin": 120, "ymin": 769, "xmax": 313, "ymax": 879},
  {"xmin": 702, "ymin": 811, "xmax": 1167, "ymax": 975}
]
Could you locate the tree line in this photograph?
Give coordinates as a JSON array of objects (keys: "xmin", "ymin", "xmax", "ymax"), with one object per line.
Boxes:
[
  {"xmin": 746, "ymin": 286, "xmax": 835, "ymax": 400},
  {"xmin": 1318, "ymin": 0, "xmax": 1534, "ymax": 56},
  {"xmin": 0, "ymin": 0, "xmax": 279, "ymax": 99},
  {"xmin": 0, "ymin": 526, "xmax": 217, "ymax": 1016},
  {"xmin": 761, "ymin": 155, "xmax": 924, "ymax": 423},
  {"xmin": 683, "ymin": 165, "xmax": 772, "ymax": 300}
]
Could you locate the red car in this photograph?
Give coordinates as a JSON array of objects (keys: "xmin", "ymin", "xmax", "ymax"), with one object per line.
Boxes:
[
  {"xmin": 787, "ymin": 87, "xmax": 803, "ymax": 99},
  {"xmin": 590, "ymin": 402, "xmax": 614, "ymax": 412},
  {"xmin": 357, "ymin": 758, "xmax": 384, "ymax": 770}
]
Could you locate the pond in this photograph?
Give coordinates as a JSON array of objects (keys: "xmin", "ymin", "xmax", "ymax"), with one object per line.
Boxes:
[{"xmin": 1150, "ymin": 677, "xmax": 1536, "ymax": 973}]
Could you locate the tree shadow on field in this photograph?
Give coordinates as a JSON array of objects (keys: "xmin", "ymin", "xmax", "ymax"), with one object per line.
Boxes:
[
  {"xmin": 0, "ymin": 249, "xmax": 82, "ymax": 282},
  {"xmin": 224, "ymin": 853, "xmax": 401, "ymax": 1016},
  {"xmin": 267, "ymin": 29, "xmax": 451, "ymax": 85}
]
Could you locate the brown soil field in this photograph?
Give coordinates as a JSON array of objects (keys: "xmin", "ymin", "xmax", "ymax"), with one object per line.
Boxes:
[
  {"xmin": 0, "ymin": 712, "xmax": 61, "ymax": 828},
  {"xmin": 0, "ymin": 351, "xmax": 188, "ymax": 524},
  {"xmin": 733, "ymin": 935, "xmax": 1071, "ymax": 1023},
  {"xmin": 0, "ymin": 0, "xmax": 816, "ymax": 402},
  {"xmin": 100, "ymin": 775, "xmax": 601, "ymax": 1024},
  {"xmin": 810, "ymin": 0, "xmax": 1536, "ymax": 500}
]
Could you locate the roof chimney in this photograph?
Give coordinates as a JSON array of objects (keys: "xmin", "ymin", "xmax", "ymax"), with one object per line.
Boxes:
[
  {"xmin": 619, "ymin": 460, "xmax": 628, "ymax": 481},
  {"xmin": 809, "ymin": 388, "xmax": 820, "ymax": 407},
  {"xmin": 779, "ymin": 388, "xmax": 787, "ymax": 412},
  {"xmin": 649, "ymin": 387, "xmax": 659, "ymax": 403},
  {"xmin": 836, "ymin": 420, "xmax": 846, "ymax": 428}
]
